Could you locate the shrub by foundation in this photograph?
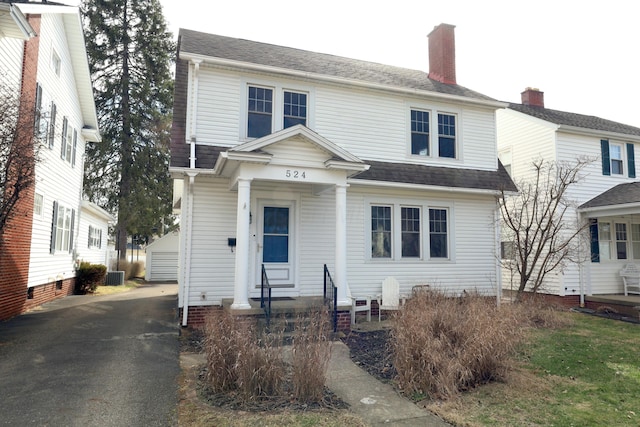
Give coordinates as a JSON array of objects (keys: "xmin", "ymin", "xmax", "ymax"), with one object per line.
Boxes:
[
  {"xmin": 391, "ymin": 289, "xmax": 525, "ymax": 400},
  {"xmin": 74, "ymin": 262, "xmax": 107, "ymax": 294}
]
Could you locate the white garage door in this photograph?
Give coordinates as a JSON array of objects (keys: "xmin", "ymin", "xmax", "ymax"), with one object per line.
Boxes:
[{"xmin": 150, "ymin": 251, "xmax": 178, "ymax": 281}]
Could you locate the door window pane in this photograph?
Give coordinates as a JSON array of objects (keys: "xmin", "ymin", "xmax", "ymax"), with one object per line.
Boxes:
[{"xmin": 263, "ymin": 207, "xmax": 289, "ymax": 263}]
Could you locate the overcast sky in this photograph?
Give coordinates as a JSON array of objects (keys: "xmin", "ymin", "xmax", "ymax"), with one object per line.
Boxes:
[{"xmin": 79, "ymin": 0, "xmax": 640, "ymax": 128}]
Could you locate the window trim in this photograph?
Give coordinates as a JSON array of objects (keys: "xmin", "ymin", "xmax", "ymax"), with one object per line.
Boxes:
[
  {"xmin": 50, "ymin": 201, "xmax": 75, "ymax": 254},
  {"xmin": 610, "ymin": 143, "xmax": 624, "ymax": 175},
  {"xmin": 34, "ymin": 192, "xmax": 44, "ymax": 219},
  {"xmin": 88, "ymin": 225, "xmax": 102, "ymax": 249},
  {"xmin": 51, "ymin": 48, "xmax": 61, "ymax": 76}
]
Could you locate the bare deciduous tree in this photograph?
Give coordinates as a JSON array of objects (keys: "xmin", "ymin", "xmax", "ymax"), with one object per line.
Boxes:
[
  {"xmin": 499, "ymin": 157, "xmax": 595, "ymax": 299},
  {"xmin": 0, "ymin": 81, "xmax": 40, "ymax": 239}
]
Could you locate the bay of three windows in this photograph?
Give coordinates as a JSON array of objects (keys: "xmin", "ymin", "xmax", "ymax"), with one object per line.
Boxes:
[
  {"xmin": 371, "ymin": 205, "xmax": 448, "ymax": 260},
  {"xmin": 591, "ymin": 220, "xmax": 640, "ymax": 262}
]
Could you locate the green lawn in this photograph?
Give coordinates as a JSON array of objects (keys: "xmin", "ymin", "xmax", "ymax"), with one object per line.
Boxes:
[{"xmin": 430, "ymin": 313, "xmax": 640, "ymax": 426}]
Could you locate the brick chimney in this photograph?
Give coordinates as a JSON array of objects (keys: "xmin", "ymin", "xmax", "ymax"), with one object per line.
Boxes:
[
  {"xmin": 521, "ymin": 87, "xmax": 544, "ymax": 107},
  {"xmin": 428, "ymin": 23, "xmax": 456, "ymax": 85}
]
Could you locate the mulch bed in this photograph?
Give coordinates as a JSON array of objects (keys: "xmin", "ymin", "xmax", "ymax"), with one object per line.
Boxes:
[{"xmin": 340, "ymin": 329, "xmax": 396, "ymax": 383}]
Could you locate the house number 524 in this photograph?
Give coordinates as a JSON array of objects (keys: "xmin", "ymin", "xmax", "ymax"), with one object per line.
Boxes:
[{"xmin": 285, "ymin": 170, "xmax": 306, "ymax": 179}]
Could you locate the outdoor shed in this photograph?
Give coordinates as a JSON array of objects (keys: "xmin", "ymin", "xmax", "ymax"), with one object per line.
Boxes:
[{"xmin": 145, "ymin": 232, "xmax": 179, "ymax": 282}]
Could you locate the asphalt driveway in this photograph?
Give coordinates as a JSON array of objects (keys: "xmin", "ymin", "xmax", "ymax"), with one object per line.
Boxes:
[{"xmin": 0, "ymin": 283, "xmax": 180, "ymax": 426}]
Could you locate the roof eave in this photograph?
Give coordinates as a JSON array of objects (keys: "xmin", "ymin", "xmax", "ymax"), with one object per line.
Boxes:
[
  {"xmin": 179, "ymin": 51, "xmax": 507, "ymax": 110},
  {"xmin": 348, "ymin": 178, "xmax": 504, "ymax": 195},
  {"xmin": 558, "ymin": 125, "xmax": 640, "ymax": 143}
]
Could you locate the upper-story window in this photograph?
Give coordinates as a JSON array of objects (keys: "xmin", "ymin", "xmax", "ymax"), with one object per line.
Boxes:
[
  {"xmin": 411, "ymin": 110, "xmax": 429, "ymax": 156},
  {"xmin": 51, "ymin": 48, "xmax": 61, "ymax": 76},
  {"xmin": 247, "ymin": 86, "xmax": 273, "ymax": 138},
  {"xmin": 601, "ymin": 139, "xmax": 636, "ymax": 178},
  {"xmin": 283, "ymin": 91, "xmax": 307, "ymax": 128},
  {"xmin": 409, "ymin": 109, "xmax": 458, "ymax": 159},
  {"xmin": 438, "ymin": 113, "xmax": 456, "ymax": 158},
  {"xmin": 60, "ymin": 118, "xmax": 77, "ymax": 166}
]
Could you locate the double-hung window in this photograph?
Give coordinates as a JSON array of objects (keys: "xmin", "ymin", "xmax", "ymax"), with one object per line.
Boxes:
[
  {"xmin": 60, "ymin": 118, "xmax": 77, "ymax": 166},
  {"xmin": 438, "ymin": 113, "xmax": 456, "ymax": 158},
  {"xmin": 632, "ymin": 224, "xmax": 640, "ymax": 260},
  {"xmin": 371, "ymin": 206, "xmax": 392, "ymax": 258},
  {"xmin": 616, "ymin": 223, "xmax": 628, "ymax": 260},
  {"xmin": 88, "ymin": 225, "xmax": 102, "ymax": 249},
  {"xmin": 610, "ymin": 144, "xmax": 624, "ymax": 175},
  {"xmin": 601, "ymin": 139, "xmax": 636, "ymax": 177},
  {"xmin": 50, "ymin": 201, "xmax": 74, "ymax": 254},
  {"xmin": 283, "ymin": 91, "xmax": 307, "ymax": 128},
  {"xmin": 429, "ymin": 208, "xmax": 448, "ymax": 258},
  {"xmin": 401, "ymin": 207, "xmax": 421, "ymax": 258},
  {"xmin": 48, "ymin": 101, "xmax": 57, "ymax": 149},
  {"xmin": 411, "ymin": 110, "xmax": 429, "ymax": 156},
  {"xmin": 247, "ymin": 86, "xmax": 273, "ymax": 138}
]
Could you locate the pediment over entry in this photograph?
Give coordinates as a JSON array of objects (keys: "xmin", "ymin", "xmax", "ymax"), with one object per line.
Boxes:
[{"xmin": 213, "ymin": 125, "xmax": 369, "ymax": 179}]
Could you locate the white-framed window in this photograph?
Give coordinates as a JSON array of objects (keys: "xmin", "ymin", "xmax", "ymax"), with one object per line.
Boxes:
[
  {"xmin": 632, "ymin": 224, "xmax": 640, "ymax": 260},
  {"xmin": 88, "ymin": 225, "xmax": 102, "ymax": 249},
  {"xmin": 245, "ymin": 82, "xmax": 312, "ymax": 139},
  {"xmin": 610, "ymin": 143, "xmax": 624, "ymax": 175},
  {"xmin": 34, "ymin": 192, "xmax": 44, "ymax": 218},
  {"xmin": 60, "ymin": 117, "xmax": 76, "ymax": 166},
  {"xmin": 48, "ymin": 101, "xmax": 57, "ymax": 149},
  {"xmin": 50, "ymin": 201, "xmax": 74, "ymax": 254},
  {"xmin": 409, "ymin": 107, "xmax": 458, "ymax": 159},
  {"xmin": 598, "ymin": 221, "xmax": 612, "ymax": 261},
  {"xmin": 615, "ymin": 223, "xmax": 628, "ymax": 260},
  {"xmin": 368, "ymin": 200, "xmax": 450, "ymax": 261},
  {"xmin": 429, "ymin": 208, "xmax": 448, "ymax": 258},
  {"xmin": 51, "ymin": 48, "xmax": 61, "ymax": 76}
]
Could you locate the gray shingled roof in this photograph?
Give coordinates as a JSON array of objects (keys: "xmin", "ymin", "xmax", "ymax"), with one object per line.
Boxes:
[
  {"xmin": 579, "ymin": 182, "xmax": 640, "ymax": 210},
  {"xmin": 509, "ymin": 103, "xmax": 640, "ymax": 137},
  {"xmin": 178, "ymin": 28, "xmax": 496, "ymax": 102}
]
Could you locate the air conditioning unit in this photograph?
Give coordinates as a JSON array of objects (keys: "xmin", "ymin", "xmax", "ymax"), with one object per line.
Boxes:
[{"xmin": 104, "ymin": 271, "xmax": 125, "ymax": 286}]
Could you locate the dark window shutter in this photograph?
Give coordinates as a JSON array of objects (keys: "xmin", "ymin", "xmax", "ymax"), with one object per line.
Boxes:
[
  {"xmin": 69, "ymin": 209, "xmax": 75, "ymax": 253},
  {"xmin": 72, "ymin": 129, "xmax": 77, "ymax": 167},
  {"xmin": 98, "ymin": 229, "xmax": 102, "ymax": 248},
  {"xmin": 34, "ymin": 83, "xmax": 42, "ymax": 133},
  {"xmin": 88, "ymin": 225, "xmax": 92, "ymax": 248},
  {"xmin": 590, "ymin": 218, "xmax": 599, "ymax": 263},
  {"xmin": 61, "ymin": 117, "xmax": 68, "ymax": 159},
  {"xmin": 627, "ymin": 143, "xmax": 635, "ymax": 178},
  {"xmin": 601, "ymin": 139, "xmax": 610, "ymax": 176},
  {"xmin": 50, "ymin": 201, "xmax": 58, "ymax": 254}
]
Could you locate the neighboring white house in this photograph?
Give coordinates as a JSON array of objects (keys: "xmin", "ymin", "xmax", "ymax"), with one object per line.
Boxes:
[
  {"xmin": 145, "ymin": 231, "xmax": 179, "ymax": 282},
  {"xmin": 497, "ymin": 88, "xmax": 640, "ymax": 303},
  {"xmin": 76, "ymin": 200, "xmax": 114, "ymax": 267},
  {"xmin": 170, "ymin": 24, "xmax": 516, "ymax": 327},
  {"xmin": 0, "ymin": 2, "xmax": 100, "ymax": 319}
]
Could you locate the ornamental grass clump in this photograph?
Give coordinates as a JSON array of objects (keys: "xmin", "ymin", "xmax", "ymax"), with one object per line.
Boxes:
[
  {"xmin": 291, "ymin": 309, "xmax": 332, "ymax": 403},
  {"xmin": 391, "ymin": 289, "xmax": 525, "ymax": 400}
]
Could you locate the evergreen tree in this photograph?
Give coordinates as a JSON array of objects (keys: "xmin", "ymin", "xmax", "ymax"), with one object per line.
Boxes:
[{"xmin": 81, "ymin": 0, "xmax": 175, "ymax": 258}]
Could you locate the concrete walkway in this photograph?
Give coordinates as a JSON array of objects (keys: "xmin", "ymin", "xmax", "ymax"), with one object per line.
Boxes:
[{"xmin": 326, "ymin": 340, "xmax": 451, "ymax": 426}]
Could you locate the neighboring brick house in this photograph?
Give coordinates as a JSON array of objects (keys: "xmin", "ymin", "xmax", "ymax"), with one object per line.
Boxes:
[
  {"xmin": 0, "ymin": 2, "xmax": 100, "ymax": 320},
  {"xmin": 497, "ymin": 88, "xmax": 640, "ymax": 304},
  {"xmin": 169, "ymin": 24, "xmax": 516, "ymax": 327}
]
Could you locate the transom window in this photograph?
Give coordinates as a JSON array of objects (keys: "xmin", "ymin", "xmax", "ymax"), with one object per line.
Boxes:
[
  {"xmin": 284, "ymin": 91, "xmax": 307, "ymax": 128},
  {"xmin": 247, "ymin": 86, "xmax": 273, "ymax": 138},
  {"xmin": 438, "ymin": 113, "xmax": 456, "ymax": 158},
  {"xmin": 411, "ymin": 110, "xmax": 429, "ymax": 156}
]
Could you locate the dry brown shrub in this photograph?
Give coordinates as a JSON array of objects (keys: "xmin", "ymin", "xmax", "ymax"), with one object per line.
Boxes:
[
  {"xmin": 516, "ymin": 293, "xmax": 573, "ymax": 329},
  {"xmin": 291, "ymin": 310, "xmax": 332, "ymax": 403},
  {"xmin": 392, "ymin": 289, "xmax": 526, "ymax": 400}
]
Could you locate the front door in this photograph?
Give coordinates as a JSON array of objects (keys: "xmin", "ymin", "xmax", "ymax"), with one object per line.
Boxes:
[{"xmin": 257, "ymin": 201, "xmax": 295, "ymax": 288}]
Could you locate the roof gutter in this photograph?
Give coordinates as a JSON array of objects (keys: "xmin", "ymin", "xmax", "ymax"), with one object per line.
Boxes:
[
  {"xmin": 577, "ymin": 201, "xmax": 640, "ymax": 214},
  {"xmin": 557, "ymin": 125, "xmax": 640, "ymax": 143},
  {"xmin": 349, "ymin": 178, "xmax": 505, "ymax": 196},
  {"xmin": 179, "ymin": 52, "xmax": 507, "ymax": 110},
  {"xmin": 8, "ymin": 4, "xmax": 36, "ymax": 38}
]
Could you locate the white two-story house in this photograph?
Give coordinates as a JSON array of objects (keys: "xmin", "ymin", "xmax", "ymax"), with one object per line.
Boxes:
[
  {"xmin": 498, "ymin": 88, "xmax": 640, "ymax": 307},
  {"xmin": 170, "ymin": 24, "xmax": 516, "ymax": 328},
  {"xmin": 0, "ymin": 2, "xmax": 100, "ymax": 320}
]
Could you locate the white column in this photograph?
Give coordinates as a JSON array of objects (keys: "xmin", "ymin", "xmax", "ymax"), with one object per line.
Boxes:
[
  {"xmin": 335, "ymin": 184, "xmax": 349, "ymax": 305},
  {"xmin": 231, "ymin": 178, "xmax": 252, "ymax": 309}
]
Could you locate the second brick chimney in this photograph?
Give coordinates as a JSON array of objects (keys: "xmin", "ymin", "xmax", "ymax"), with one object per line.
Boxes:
[
  {"xmin": 428, "ymin": 23, "xmax": 456, "ymax": 85},
  {"xmin": 521, "ymin": 87, "xmax": 544, "ymax": 107}
]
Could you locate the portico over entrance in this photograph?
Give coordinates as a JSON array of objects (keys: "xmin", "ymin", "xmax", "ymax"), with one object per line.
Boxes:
[{"xmin": 211, "ymin": 125, "xmax": 369, "ymax": 309}]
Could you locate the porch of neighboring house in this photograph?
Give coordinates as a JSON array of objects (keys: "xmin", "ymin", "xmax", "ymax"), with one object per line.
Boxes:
[{"xmin": 583, "ymin": 294, "xmax": 640, "ymax": 320}]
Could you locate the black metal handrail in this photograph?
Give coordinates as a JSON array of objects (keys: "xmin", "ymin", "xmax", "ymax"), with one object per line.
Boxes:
[
  {"xmin": 323, "ymin": 264, "xmax": 338, "ymax": 332},
  {"xmin": 260, "ymin": 264, "xmax": 272, "ymax": 327}
]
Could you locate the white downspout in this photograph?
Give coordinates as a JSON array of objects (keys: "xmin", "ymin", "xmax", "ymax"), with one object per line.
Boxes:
[
  {"xmin": 495, "ymin": 201, "xmax": 502, "ymax": 307},
  {"xmin": 578, "ymin": 210, "xmax": 585, "ymax": 308},
  {"xmin": 181, "ymin": 59, "xmax": 201, "ymax": 326},
  {"xmin": 181, "ymin": 172, "xmax": 197, "ymax": 326}
]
